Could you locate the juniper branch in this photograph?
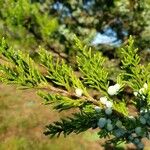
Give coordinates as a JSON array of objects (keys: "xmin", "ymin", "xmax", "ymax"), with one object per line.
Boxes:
[
  {"xmin": 39, "ymin": 47, "xmax": 88, "ymax": 95},
  {"xmin": 0, "ymin": 38, "xmax": 45, "ymax": 87},
  {"xmin": 74, "ymin": 36, "xmax": 109, "ymax": 94},
  {"xmin": 37, "ymin": 85, "xmax": 100, "ymax": 106},
  {"xmin": 44, "ymin": 111, "xmax": 100, "ymax": 137},
  {"xmin": 119, "ymin": 36, "xmax": 149, "ymax": 89}
]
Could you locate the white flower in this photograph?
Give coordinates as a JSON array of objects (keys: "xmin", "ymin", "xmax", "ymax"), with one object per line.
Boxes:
[
  {"xmin": 143, "ymin": 83, "xmax": 148, "ymax": 89},
  {"xmin": 98, "ymin": 118, "xmax": 107, "ymax": 128},
  {"xmin": 139, "ymin": 88, "xmax": 145, "ymax": 94},
  {"xmin": 105, "ymin": 101, "xmax": 113, "ymax": 108},
  {"xmin": 140, "ymin": 108, "xmax": 148, "ymax": 114},
  {"xmin": 108, "ymin": 86, "xmax": 116, "ymax": 96},
  {"xmin": 139, "ymin": 83, "xmax": 148, "ymax": 94},
  {"xmin": 75, "ymin": 88, "xmax": 83, "ymax": 97},
  {"xmin": 106, "ymin": 123, "xmax": 113, "ymax": 131},
  {"xmin": 142, "ymin": 95, "xmax": 146, "ymax": 99},
  {"xmin": 133, "ymin": 91, "xmax": 138, "ymax": 96},
  {"xmin": 108, "ymin": 83, "xmax": 121, "ymax": 96},
  {"xmin": 94, "ymin": 106, "xmax": 101, "ymax": 112},
  {"xmin": 114, "ymin": 84, "xmax": 121, "ymax": 91},
  {"xmin": 105, "ymin": 108, "xmax": 112, "ymax": 115},
  {"xmin": 99, "ymin": 96, "xmax": 108, "ymax": 104}
]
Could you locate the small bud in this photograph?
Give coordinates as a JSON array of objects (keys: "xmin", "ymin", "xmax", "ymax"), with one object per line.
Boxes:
[
  {"xmin": 105, "ymin": 101, "xmax": 113, "ymax": 108},
  {"xmin": 99, "ymin": 96, "xmax": 108, "ymax": 104},
  {"xmin": 105, "ymin": 108, "xmax": 112, "ymax": 115},
  {"xmin": 108, "ymin": 83, "xmax": 121, "ymax": 96},
  {"xmin": 133, "ymin": 91, "xmax": 138, "ymax": 96},
  {"xmin": 129, "ymin": 116, "xmax": 134, "ymax": 119},
  {"xmin": 129, "ymin": 116, "xmax": 136, "ymax": 122},
  {"xmin": 114, "ymin": 84, "xmax": 121, "ymax": 91},
  {"xmin": 139, "ymin": 83, "xmax": 148, "ymax": 95},
  {"xmin": 142, "ymin": 95, "xmax": 146, "ymax": 100},
  {"xmin": 139, "ymin": 88, "xmax": 145, "ymax": 94},
  {"xmin": 75, "ymin": 88, "xmax": 83, "ymax": 97},
  {"xmin": 143, "ymin": 83, "xmax": 148, "ymax": 89},
  {"xmin": 140, "ymin": 108, "xmax": 148, "ymax": 114},
  {"xmin": 94, "ymin": 106, "xmax": 101, "ymax": 112},
  {"xmin": 140, "ymin": 108, "xmax": 145, "ymax": 114}
]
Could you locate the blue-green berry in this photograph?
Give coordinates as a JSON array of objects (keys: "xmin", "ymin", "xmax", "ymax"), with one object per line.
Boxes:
[
  {"xmin": 140, "ymin": 117, "xmax": 146, "ymax": 125},
  {"xmin": 143, "ymin": 113, "xmax": 149, "ymax": 119},
  {"xmin": 98, "ymin": 118, "xmax": 107, "ymax": 128},
  {"xmin": 107, "ymin": 119, "xmax": 112, "ymax": 124},
  {"xmin": 135, "ymin": 127, "xmax": 142, "ymax": 136},
  {"xmin": 137, "ymin": 142, "xmax": 144, "ymax": 149},
  {"xmin": 128, "ymin": 135, "xmax": 134, "ymax": 141},
  {"xmin": 105, "ymin": 108, "xmax": 112, "ymax": 115},
  {"xmin": 106, "ymin": 123, "xmax": 113, "ymax": 131},
  {"xmin": 114, "ymin": 129, "xmax": 125, "ymax": 137},
  {"xmin": 133, "ymin": 138, "xmax": 140, "ymax": 144}
]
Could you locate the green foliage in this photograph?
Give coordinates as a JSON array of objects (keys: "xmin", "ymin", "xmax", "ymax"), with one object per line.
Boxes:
[
  {"xmin": 0, "ymin": 2, "xmax": 149, "ymax": 149},
  {"xmin": 44, "ymin": 111, "xmax": 99, "ymax": 137},
  {"xmin": 38, "ymin": 91, "xmax": 86, "ymax": 111},
  {"xmin": 0, "ymin": 38, "xmax": 45, "ymax": 87},
  {"xmin": 113, "ymin": 101, "xmax": 128, "ymax": 116},
  {"xmin": 39, "ymin": 48, "xmax": 88, "ymax": 94},
  {"xmin": 118, "ymin": 36, "xmax": 150, "ymax": 111},
  {"xmin": 1, "ymin": 36, "xmax": 150, "ymax": 149},
  {"xmin": 119, "ymin": 36, "xmax": 145, "ymax": 89},
  {"xmin": 75, "ymin": 37, "xmax": 109, "ymax": 94}
]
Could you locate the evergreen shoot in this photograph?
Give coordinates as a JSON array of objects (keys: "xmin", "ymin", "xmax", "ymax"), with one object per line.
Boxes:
[{"xmin": 1, "ymin": 36, "xmax": 150, "ymax": 149}]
